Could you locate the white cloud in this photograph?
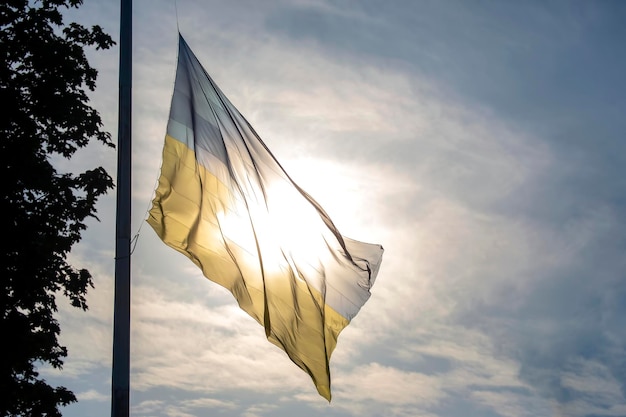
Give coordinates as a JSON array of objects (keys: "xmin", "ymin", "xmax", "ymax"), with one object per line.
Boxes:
[
  {"xmin": 241, "ymin": 403, "xmax": 279, "ymax": 417},
  {"xmin": 559, "ymin": 358, "xmax": 626, "ymax": 414},
  {"xmin": 133, "ymin": 400, "xmax": 166, "ymax": 416},
  {"xmin": 471, "ymin": 390, "xmax": 554, "ymax": 417},
  {"xmin": 129, "ymin": 281, "xmax": 312, "ymax": 396},
  {"xmin": 181, "ymin": 397, "xmax": 237, "ymax": 410},
  {"xmin": 336, "ymin": 363, "xmax": 444, "ymax": 406},
  {"xmin": 76, "ymin": 389, "xmax": 109, "ymax": 402}
]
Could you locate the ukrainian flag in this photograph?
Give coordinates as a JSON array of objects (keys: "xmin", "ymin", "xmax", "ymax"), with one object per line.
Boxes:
[{"xmin": 148, "ymin": 33, "xmax": 384, "ymax": 401}]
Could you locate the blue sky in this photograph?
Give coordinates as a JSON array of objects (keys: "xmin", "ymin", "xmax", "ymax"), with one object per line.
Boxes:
[{"xmin": 45, "ymin": 1, "xmax": 626, "ymax": 416}]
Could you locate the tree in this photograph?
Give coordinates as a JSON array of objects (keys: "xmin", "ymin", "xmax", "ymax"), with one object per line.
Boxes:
[{"xmin": 0, "ymin": 1, "xmax": 115, "ymax": 415}]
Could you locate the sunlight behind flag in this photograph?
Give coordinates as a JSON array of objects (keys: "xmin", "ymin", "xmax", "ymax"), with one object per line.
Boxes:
[{"xmin": 147, "ymin": 33, "xmax": 384, "ymax": 401}]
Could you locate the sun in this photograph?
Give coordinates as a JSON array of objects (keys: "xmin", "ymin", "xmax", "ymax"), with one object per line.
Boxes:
[{"xmin": 216, "ymin": 175, "xmax": 331, "ymax": 276}]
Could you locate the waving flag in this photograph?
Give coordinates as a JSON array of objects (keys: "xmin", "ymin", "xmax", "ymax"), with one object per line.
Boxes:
[{"xmin": 147, "ymin": 33, "xmax": 384, "ymax": 401}]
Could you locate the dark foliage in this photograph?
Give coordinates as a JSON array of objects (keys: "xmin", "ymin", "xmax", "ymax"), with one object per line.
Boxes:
[{"xmin": 0, "ymin": 1, "xmax": 114, "ymax": 415}]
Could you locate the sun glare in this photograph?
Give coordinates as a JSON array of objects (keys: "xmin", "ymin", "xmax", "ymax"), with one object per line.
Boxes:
[{"xmin": 216, "ymin": 177, "xmax": 332, "ymax": 275}]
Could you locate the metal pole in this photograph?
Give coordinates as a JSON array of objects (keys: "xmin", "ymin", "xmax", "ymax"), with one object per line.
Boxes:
[{"xmin": 112, "ymin": 0, "xmax": 132, "ymax": 416}]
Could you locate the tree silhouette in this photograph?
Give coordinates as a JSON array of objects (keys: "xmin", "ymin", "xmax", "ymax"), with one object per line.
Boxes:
[{"xmin": 0, "ymin": 1, "xmax": 114, "ymax": 415}]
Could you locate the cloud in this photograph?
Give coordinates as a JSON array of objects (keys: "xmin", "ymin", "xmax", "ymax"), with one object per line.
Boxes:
[
  {"xmin": 334, "ymin": 363, "xmax": 444, "ymax": 409},
  {"xmin": 241, "ymin": 403, "xmax": 279, "ymax": 417},
  {"xmin": 560, "ymin": 359, "xmax": 624, "ymax": 406},
  {"xmin": 76, "ymin": 389, "xmax": 109, "ymax": 402},
  {"xmin": 181, "ymin": 397, "xmax": 237, "ymax": 410},
  {"xmin": 470, "ymin": 390, "xmax": 553, "ymax": 417},
  {"xmin": 129, "ymin": 281, "xmax": 313, "ymax": 396},
  {"xmin": 133, "ymin": 400, "xmax": 166, "ymax": 416}
]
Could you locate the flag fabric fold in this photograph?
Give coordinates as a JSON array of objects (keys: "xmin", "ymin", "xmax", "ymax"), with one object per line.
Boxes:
[{"xmin": 147, "ymin": 33, "xmax": 384, "ymax": 401}]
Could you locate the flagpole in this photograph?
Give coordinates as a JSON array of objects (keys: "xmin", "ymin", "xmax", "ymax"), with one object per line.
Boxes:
[{"xmin": 112, "ymin": 0, "xmax": 132, "ymax": 416}]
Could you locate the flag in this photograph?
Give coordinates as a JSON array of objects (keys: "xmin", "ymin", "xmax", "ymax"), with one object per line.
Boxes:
[{"xmin": 147, "ymin": 33, "xmax": 384, "ymax": 401}]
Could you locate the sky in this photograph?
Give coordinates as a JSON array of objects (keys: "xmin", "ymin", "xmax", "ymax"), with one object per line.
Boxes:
[{"xmin": 43, "ymin": 1, "xmax": 626, "ymax": 416}]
